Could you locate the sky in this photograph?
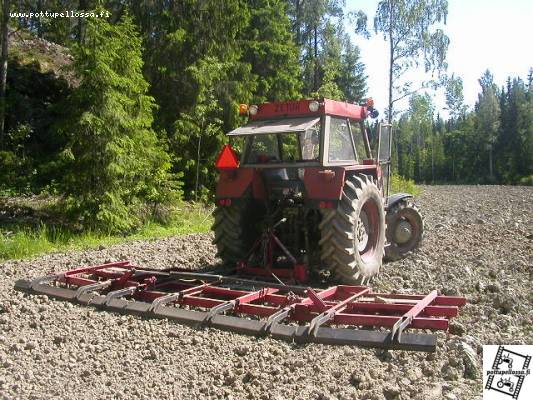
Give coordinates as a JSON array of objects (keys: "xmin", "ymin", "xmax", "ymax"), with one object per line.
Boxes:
[{"xmin": 346, "ymin": 0, "xmax": 533, "ymax": 118}]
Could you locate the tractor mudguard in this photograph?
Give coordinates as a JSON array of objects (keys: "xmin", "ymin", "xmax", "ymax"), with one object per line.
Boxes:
[
  {"xmin": 385, "ymin": 193, "xmax": 413, "ymax": 210},
  {"xmin": 303, "ymin": 167, "xmax": 345, "ymax": 200},
  {"xmin": 215, "ymin": 168, "xmax": 254, "ymax": 199}
]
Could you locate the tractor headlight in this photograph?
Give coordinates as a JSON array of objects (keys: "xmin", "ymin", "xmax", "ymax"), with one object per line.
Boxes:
[
  {"xmin": 309, "ymin": 101, "xmax": 320, "ymax": 112},
  {"xmin": 249, "ymin": 104, "xmax": 258, "ymax": 115}
]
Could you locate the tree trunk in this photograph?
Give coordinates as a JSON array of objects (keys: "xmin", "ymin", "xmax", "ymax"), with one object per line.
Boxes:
[
  {"xmin": 452, "ymin": 155, "xmax": 455, "ymax": 181},
  {"xmin": 489, "ymin": 144, "xmax": 493, "ymax": 180},
  {"xmin": 0, "ymin": 0, "xmax": 9, "ymax": 149},
  {"xmin": 387, "ymin": 0, "xmax": 394, "ymax": 124},
  {"xmin": 313, "ymin": 24, "xmax": 318, "ymax": 91},
  {"xmin": 195, "ymin": 133, "xmax": 202, "ymax": 201},
  {"xmin": 431, "ymin": 131, "xmax": 435, "ymax": 183},
  {"xmin": 36, "ymin": 0, "xmax": 42, "ymax": 37},
  {"xmin": 295, "ymin": 0, "xmax": 301, "ymax": 45},
  {"xmin": 78, "ymin": 0, "xmax": 87, "ymax": 44}
]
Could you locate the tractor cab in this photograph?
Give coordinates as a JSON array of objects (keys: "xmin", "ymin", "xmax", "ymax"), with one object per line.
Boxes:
[
  {"xmin": 227, "ymin": 99, "xmax": 376, "ymax": 169},
  {"xmin": 219, "ymin": 98, "xmax": 383, "ymax": 204}
]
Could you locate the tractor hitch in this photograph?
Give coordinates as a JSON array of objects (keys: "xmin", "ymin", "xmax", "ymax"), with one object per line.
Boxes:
[{"xmin": 236, "ymin": 217, "xmax": 309, "ymax": 284}]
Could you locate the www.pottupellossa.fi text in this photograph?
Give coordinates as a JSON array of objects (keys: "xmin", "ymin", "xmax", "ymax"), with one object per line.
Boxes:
[{"xmin": 10, "ymin": 10, "xmax": 110, "ymax": 19}]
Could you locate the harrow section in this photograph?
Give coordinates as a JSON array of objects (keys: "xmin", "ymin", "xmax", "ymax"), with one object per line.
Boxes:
[{"xmin": 14, "ymin": 261, "xmax": 466, "ymax": 352}]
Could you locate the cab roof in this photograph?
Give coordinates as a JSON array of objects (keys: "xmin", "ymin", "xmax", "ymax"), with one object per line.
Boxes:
[
  {"xmin": 228, "ymin": 117, "xmax": 319, "ymax": 136},
  {"xmin": 249, "ymin": 98, "xmax": 367, "ymax": 121}
]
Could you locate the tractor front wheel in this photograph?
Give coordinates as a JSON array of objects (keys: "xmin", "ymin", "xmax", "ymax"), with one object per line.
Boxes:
[
  {"xmin": 384, "ymin": 199, "xmax": 424, "ymax": 261},
  {"xmin": 319, "ymin": 174, "xmax": 386, "ymax": 284}
]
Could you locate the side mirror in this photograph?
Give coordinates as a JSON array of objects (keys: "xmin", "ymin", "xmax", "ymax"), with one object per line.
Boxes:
[{"xmin": 378, "ymin": 124, "xmax": 392, "ymax": 163}]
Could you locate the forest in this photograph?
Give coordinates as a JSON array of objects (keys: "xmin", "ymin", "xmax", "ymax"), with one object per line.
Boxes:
[{"xmin": 0, "ymin": 0, "xmax": 531, "ymax": 235}]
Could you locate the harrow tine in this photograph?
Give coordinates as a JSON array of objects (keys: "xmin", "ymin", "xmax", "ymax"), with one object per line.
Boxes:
[
  {"xmin": 390, "ymin": 290, "xmax": 438, "ymax": 343},
  {"xmin": 147, "ymin": 293, "xmax": 181, "ymax": 312},
  {"xmin": 263, "ymin": 307, "xmax": 291, "ymax": 333},
  {"xmin": 203, "ymin": 301, "xmax": 236, "ymax": 323},
  {"xmin": 104, "ymin": 287, "xmax": 137, "ymax": 306},
  {"xmin": 75, "ymin": 281, "xmax": 112, "ymax": 300}
]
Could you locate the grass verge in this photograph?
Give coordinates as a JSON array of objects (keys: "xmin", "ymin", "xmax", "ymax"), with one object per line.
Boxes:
[
  {"xmin": 0, "ymin": 203, "xmax": 213, "ymax": 262},
  {"xmin": 390, "ymin": 174, "xmax": 421, "ymax": 196}
]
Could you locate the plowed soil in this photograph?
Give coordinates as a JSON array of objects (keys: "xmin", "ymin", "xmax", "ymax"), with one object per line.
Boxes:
[{"xmin": 1, "ymin": 185, "xmax": 532, "ymax": 400}]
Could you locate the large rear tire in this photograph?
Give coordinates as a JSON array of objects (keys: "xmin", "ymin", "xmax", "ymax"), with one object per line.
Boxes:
[
  {"xmin": 319, "ymin": 174, "xmax": 386, "ymax": 284},
  {"xmin": 384, "ymin": 199, "xmax": 424, "ymax": 261},
  {"xmin": 212, "ymin": 201, "xmax": 258, "ymax": 266}
]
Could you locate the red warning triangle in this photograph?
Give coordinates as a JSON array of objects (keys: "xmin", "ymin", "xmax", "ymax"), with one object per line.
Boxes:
[{"xmin": 215, "ymin": 144, "xmax": 239, "ymax": 169}]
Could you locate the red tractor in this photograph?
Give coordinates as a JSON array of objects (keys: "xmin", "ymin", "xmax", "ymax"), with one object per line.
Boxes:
[
  {"xmin": 14, "ymin": 101, "xmax": 467, "ymax": 352},
  {"xmin": 213, "ymin": 98, "xmax": 423, "ymax": 284}
]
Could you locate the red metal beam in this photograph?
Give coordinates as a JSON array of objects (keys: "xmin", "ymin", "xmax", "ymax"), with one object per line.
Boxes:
[
  {"xmin": 63, "ymin": 261, "xmax": 132, "ymax": 279},
  {"xmin": 237, "ymin": 303, "xmax": 278, "ymax": 317}
]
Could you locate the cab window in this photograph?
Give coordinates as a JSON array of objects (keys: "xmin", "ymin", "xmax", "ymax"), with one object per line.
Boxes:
[
  {"xmin": 244, "ymin": 120, "xmax": 321, "ymax": 164},
  {"xmin": 328, "ymin": 117, "xmax": 356, "ymax": 162}
]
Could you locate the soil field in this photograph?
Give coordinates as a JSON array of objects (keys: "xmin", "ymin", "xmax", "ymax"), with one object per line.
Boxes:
[{"xmin": 1, "ymin": 185, "xmax": 532, "ymax": 400}]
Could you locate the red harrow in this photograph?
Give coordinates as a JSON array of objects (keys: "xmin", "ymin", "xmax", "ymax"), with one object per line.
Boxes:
[{"xmin": 15, "ymin": 261, "xmax": 466, "ymax": 352}]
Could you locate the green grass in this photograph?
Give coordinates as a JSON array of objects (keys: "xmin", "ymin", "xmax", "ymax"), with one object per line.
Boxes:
[
  {"xmin": 518, "ymin": 175, "xmax": 533, "ymax": 186},
  {"xmin": 390, "ymin": 174, "xmax": 421, "ymax": 196},
  {"xmin": 0, "ymin": 203, "xmax": 213, "ymax": 262}
]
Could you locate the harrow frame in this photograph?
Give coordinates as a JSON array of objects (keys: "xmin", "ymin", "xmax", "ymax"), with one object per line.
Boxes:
[{"xmin": 14, "ymin": 261, "xmax": 466, "ymax": 352}]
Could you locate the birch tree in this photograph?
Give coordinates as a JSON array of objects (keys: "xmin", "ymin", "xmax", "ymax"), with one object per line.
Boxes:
[{"xmin": 374, "ymin": 0, "xmax": 449, "ymax": 122}]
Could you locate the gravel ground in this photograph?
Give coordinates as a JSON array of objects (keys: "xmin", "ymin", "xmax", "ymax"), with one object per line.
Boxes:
[{"xmin": 1, "ymin": 185, "xmax": 532, "ymax": 400}]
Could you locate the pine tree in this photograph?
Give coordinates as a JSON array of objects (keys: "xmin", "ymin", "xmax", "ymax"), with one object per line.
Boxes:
[
  {"xmin": 337, "ymin": 35, "xmax": 366, "ymax": 102},
  {"xmin": 242, "ymin": 0, "xmax": 302, "ymax": 102},
  {"xmin": 130, "ymin": 1, "xmax": 254, "ymax": 197},
  {"xmin": 286, "ymin": 1, "xmax": 366, "ymax": 101},
  {"xmin": 317, "ymin": 21, "xmax": 343, "ymax": 99},
  {"xmin": 59, "ymin": 14, "xmax": 176, "ymax": 232},
  {"xmin": 522, "ymin": 69, "xmax": 533, "ymax": 181},
  {"xmin": 475, "ymin": 70, "xmax": 500, "ymax": 181}
]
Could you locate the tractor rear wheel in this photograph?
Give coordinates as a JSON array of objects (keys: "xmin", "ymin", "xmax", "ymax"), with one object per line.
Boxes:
[
  {"xmin": 384, "ymin": 200, "xmax": 424, "ymax": 261},
  {"xmin": 319, "ymin": 174, "xmax": 386, "ymax": 284},
  {"xmin": 212, "ymin": 200, "xmax": 258, "ymax": 266}
]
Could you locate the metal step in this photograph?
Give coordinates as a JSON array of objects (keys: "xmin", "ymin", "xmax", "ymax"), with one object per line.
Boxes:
[{"xmin": 14, "ymin": 261, "xmax": 466, "ymax": 352}]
